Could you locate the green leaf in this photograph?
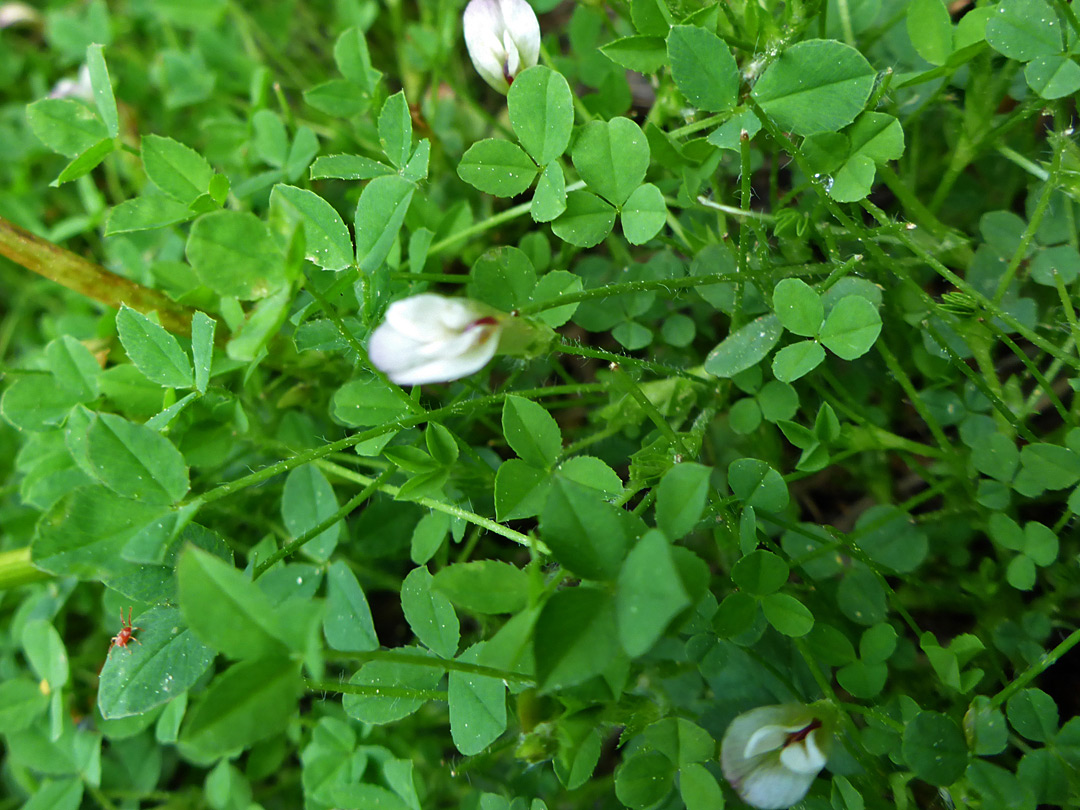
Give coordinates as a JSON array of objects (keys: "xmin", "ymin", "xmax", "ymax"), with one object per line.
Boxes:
[
  {"xmin": 666, "ymin": 25, "xmax": 740, "ymax": 113},
  {"xmin": 0, "ymin": 679, "xmax": 50, "ymax": 734},
  {"xmin": 731, "ymin": 550, "xmax": 789, "ymax": 595},
  {"xmin": 704, "ymin": 314, "xmax": 784, "ymax": 377},
  {"xmin": 105, "ymin": 195, "xmax": 194, "ymax": 235},
  {"xmin": 760, "ymin": 595, "xmax": 813, "ymax": 638},
  {"xmin": 836, "ymin": 660, "xmax": 888, "ymax": 698},
  {"xmin": 531, "ymin": 270, "xmax": 583, "ymax": 327},
  {"xmin": 310, "ymin": 154, "xmax": 395, "ymax": 180},
  {"xmin": 751, "ymin": 39, "xmax": 876, "ymax": 136},
  {"xmin": 87, "ymin": 413, "xmax": 189, "ymax": 504},
  {"xmin": 535, "ymin": 587, "xmax": 618, "ymax": 691},
  {"xmin": 508, "ymin": 66, "xmax": 574, "ymax": 166},
  {"xmin": 772, "ymin": 278, "xmax": 824, "ymax": 336},
  {"xmin": 27, "ymin": 98, "xmax": 109, "ymax": 157},
  {"xmin": 31, "ymin": 486, "xmax": 168, "ymax": 580},
  {"xmin": 252, "ymin": 110, "xmax": 288, "ymax": 168},
  {"xmin": 141, "ymin": 134, "xmax": 214, "ymax": 204},
  {"xmin": 829, "ymin": 113, "xmax": 906, "ymax": 203},
  {"xmin": 679, "ymin": 762, "xmax": 725, "ymax": 810},
  {"xmin": 177, "ymin": 546, "xmax": 292, "ymax": 659},
  {"xmin": 334, "ymin": 27, "xmax": 381, "ymax": 93},
  {"xmin": 615, "ymin": 530, "xmax": 691, "ymax": 657},
  {"xmin": 342, "ymin": 650, "xmax": 442, "ymax": 724},
  {"xmin": 601, "ymin": 36, "xmax": 669, "ymax": 73},
  {"xmin": 401, "ymin": 566, "xmax": 460, "ymax": 659},
  {"xmin": 531, "ymin": 161, "xmax": 567, "ymax": 223},
  {"xmin": 1006, "ymin": 688, "xmax": 1058, "ymax": 742},
  {"xmin": 458, "ymin": 139, "xmax": 538, "ymax": 197},
  {"xmin": 269, "ymin": 184, "xmax": 353, "ymax": 271},
  {"xmin": 971, "ymin": 433, "xmax": 1019, "ymax": 482},
  {"xmin": 190, "ymin": 312, "xmax": 214, "ymax": 394},
  {"xmin": 621, "ymin": 183, "xmax": 667, "ymax": 245},
  {"xmin": 97, "ymin": 606, "xmax": 215, "ymax": 719},
  {"xmin": 655, "ymin": 462, "xmax": 711, "ymax": 540},
  {"xmin": 540, "ymin": 477, "xmax": 629, "ymax": 580},
  {"xmin": 495, "ymin": 458, "xmax": 551, "ymax": 520},
  {"xmin": 1023, "ymin": 522, "xmax": 1058, "ymax": 566},
  {"xmin": 324, "ymin": 561, "xmax": 379, "ymax": 652},
  {"xmin": 281, "ymin": 464, "xmax": 341, "ymax": 562},
  {"xmin": 503, "ymin": 395, "xmax": 561, "ymax": 468},
  {"xmin": 819, "ymin": 295, "xmax": 882, "ymax": 360},
  {"xmin": 46, "ymin": 336, "xmax": 101, "ymax": 400},
  {"xmin": 728, "ymin": 458, "xmax": 789, "ymax": 512},
  {"xmin": 772, "ymin": 340, "xmax": 826, "ymax": 382},
  {"xmin": 854, "ymin": 505, "xmax": 928, "ymax": 574},
  {"xmin": 21, "ymin": 780, "xmax": 82, "ymax": 810},
  {"xmin": 448, "ymin": 643, "xmax": 507, "ymax": 756},
  {"xmin": 116, "ymin": 305, "xmax": 192, "ymax": 388},
  {"xmin": 469, "ymin": 247, "xmax": 537, "ymax": 312},
  {"xmin": 571, "ymin": 118, "xmax": 649, "ymax": 206},
  {"xmin": 1025, "ymin": 54, "xmax": 1080, "ymax": 99},
  {"xmin": 551, "ymin": 191, "xmax": 616, "ymax": 248},
  {"xmin": 1017, "ymin": 442, "xmax": 1080, "ymax": 493},
  {"xmin": 354, "ymin": 175, "xmax": 415, "ymax": 274},
  {"xmin": 51, "ymin": 138, "xmax": 115, "ymax": 186},
  {"xmin": 378, "ymin": 91, "xmax": 412, "ymax": 169},
  {"xmin": 332, "ymin": 375, "xmax": 411, "ymax": 428},
  {"xmin": 906, "ymin": 0, "xmax": 953, "ymax": 66},
  {"xmin": 901, "ymin": 711, "xmax": 968, "ymax": 786},
  {"xmin": 304, "ymin": 79, "xmax": 369, "ymax": 118},
  {"xmin": 180, "ymin": 656, "xmax": 303, "ymax": 758},
  {"xmin": 632, "ymin": 0, "xmax": 673, "ymax": 36},
  {"xmin": 21, "ymin": 620, "xmax": 68, "ymax": 690},
  {"xmin": 985, "ymin": 0, "xmax": 1062, "ymax": 61},
  {"xmin": 615, "ymin": 751, "xmax": 675, "ymax": 810},
  {"xmin": 433, "ymin": 561, "xmax": 529, "ymax": 614},
  {"xmin": 964, "ymin": 696, "xmax": 1009, "ymax": 756},
  {"xmin": 187, "ymin": 210, "xmax": 285, "ymax": 300}
]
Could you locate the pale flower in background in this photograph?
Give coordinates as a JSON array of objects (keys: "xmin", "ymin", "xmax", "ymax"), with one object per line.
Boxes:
[
  {"xmin": 50, "ymin": 64, "xmax": 93, "ymax": 101},
  {"xmin": 462, "ymin": 0, "xmax": 540, "ymax": 93},
  {"xmin": 0, "ymin": 2, "xmax": 41, "ymax": 28},
  {"xmin": 369, "ymin": 294, "xmax": 503, "ymax": 385},
  {"xmin": 720, "ymin": 704, "xmax": 831, "ymax": 809}
]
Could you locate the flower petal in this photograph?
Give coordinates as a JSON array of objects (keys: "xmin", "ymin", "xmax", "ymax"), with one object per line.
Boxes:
[
  {"xmin": 779, "ymin": 730, "xmax": 827, "ymax": 775},
  {"xmin": 738, "ymin": 760, "xmax": 817, "ymax": 810}
]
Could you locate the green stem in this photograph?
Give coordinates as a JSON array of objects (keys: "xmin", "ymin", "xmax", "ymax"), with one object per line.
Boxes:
[
  {"xmin": 187, "ymin": 384, "xmax": 603, "ymax": 507},
  {"xmin": 993, "ymin": 129, "xmax": 1065, "ymax": 304},
  {"xmin": 428, "ymin": 181, "xmax": 586, "ymax": 257},
  {"xmin": 306, "ymin": 679, "xmax": 446, "ymax": 701},
  {"xmin": 609, "ymin": 365, "xmax": 691, "ymax": 457},
  {"xmin": 667, "ymin": 112, "xmax": 728, "ymax": 140},
  {"xmin": 990, "ymin": 627, "xmax": 1080, "ymax": 709},
  {"xmin": 733, "ymin": 132, "xmax": 753, "ymax": 330},
  {"xmin": 984, "ymin": 321, "xmax": 1070, "ymax": 424},
  {"xmin": 0, "ymin": 548, "xmax": 50, "ymax": 590},
  {"xmin": 253, "ymin": 469, "xmax": 395, "ymax": 579},
  {"xmin": 316, "ymin": 460, "xmax": 540, "ymax": 552},
  {"xmin": 0, "ymin": 216, "xmax": 199, "ymax": 337},
  {"xmin": 325, "ymin": 648, "xmax": 534, "ymax": 684},
  {"xmin": 1053, "ymin": 270, "xmax": 1080, "ymax": 350},
  {"xmin": 553, "ymin": 339, "xmax": 711, "ymax": 384}
]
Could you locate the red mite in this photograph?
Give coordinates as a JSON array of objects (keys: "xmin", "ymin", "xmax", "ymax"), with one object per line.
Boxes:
[{"xmin": 109, "ymin": 607, "xmax": 142, "ymax": 654}]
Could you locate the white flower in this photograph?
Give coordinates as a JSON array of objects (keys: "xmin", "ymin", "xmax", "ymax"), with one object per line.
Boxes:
[
  {"xmin": 721, "ymin": 704, "xmax": 830, "ymax": 809},
  {"xmin": 463, "ymin": 0, "xmax": 541, "ymax": 94},
  {"xmin": 50, "ymin": 64, "xmax": 93, "ymax": 101},
  {"xmin": 0, "ymin": 2, "xmax": 41, "ymax": 29},
  {"xmin": 368, "ymin": 294, "xmax": 503, "ymax": 386}
]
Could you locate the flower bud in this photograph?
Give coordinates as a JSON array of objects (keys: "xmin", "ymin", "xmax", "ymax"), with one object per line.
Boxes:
[
  {"xmin": 368, "ymin": 294, "xmax": 503, "ymax": 386},
  {"xmin": 463, "ymin": 0, "xmax": 541, "ymax": 94},
  {"xmin": 0, "ymin": 2, "xmax": 41, "ymax": 29},
  {"xmin": 720, "ymin": 704, "xmax": 831, "ymax": 809}
]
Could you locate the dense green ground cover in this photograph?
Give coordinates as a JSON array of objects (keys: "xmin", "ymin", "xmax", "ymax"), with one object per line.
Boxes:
[{"xmin": 1, "ymin": 0, "xmax": 1079, "ymax": 808}]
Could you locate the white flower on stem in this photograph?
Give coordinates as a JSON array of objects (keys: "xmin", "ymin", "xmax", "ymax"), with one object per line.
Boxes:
[
  {"xmin": 720, "ymin": 704, "xmax": 831, "ymax": 809},
  {"xmin": 50, "ymin": 64, "xmax": 93, "ymax": 101},
  {"xmin": 463, "ymin": 0, "xmax": 541, "ymax": 94},
  {"xmin": 369, "ymin": 294, "xmax": 503, "ymax": 386}
]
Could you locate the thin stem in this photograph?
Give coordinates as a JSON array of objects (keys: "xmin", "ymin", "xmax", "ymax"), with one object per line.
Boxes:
[
  {"xmin": 696, "ymin": 196, "xmax": 776, "ymax": 221},
  {"xmin": 428, "ymin": 181, "xmax": 585, "ymax": 257},
  {"xmin": 667, "ymin": 112, "xmax": 728, "ymax": 140},
  {"xmin": 253, "ymin": 469, "xmax": 395, "ymax": 578},
  {"xmin": 325, "ymin": 648, "xmax": 534, "ymax": 684},
  {"xmin": 316, "ymin": 460, "xmax": 540, "ymax": 552},
  {"xmin": 306, "ymin": 679, "xmax": 446, "ymax": 701},
  {"xmin": 990, "ymin": 627, "xmax": 1080, "ymax": 709},
  {"xmin": 0, "ymin": 216, "xmax": 199, "ymax": 336},
  {"xmin": 553, "ymin": 339, "xmax": 712, "ymax": 384}
]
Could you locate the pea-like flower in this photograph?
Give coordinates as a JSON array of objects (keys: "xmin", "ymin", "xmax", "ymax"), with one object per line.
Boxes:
[
  {"xmin": 0, "ymin": 2, "xmax": 41, "ymax": 29},
  {"xmin": 720, "ymin": 704, "xmax": 831, "ymax": 809},
  {"xmin": 368, "ymin": 294, "xmax": 503, "ymax": 386},
  {"xmin": 462, "ymin": 0, "xmax": 541, "ymax": 94}
]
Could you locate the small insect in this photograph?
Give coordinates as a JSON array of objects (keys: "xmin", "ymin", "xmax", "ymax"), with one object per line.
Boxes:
[{"xmin": 109, "ymin": 607, "xmax": 142, "ymax": 654}]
